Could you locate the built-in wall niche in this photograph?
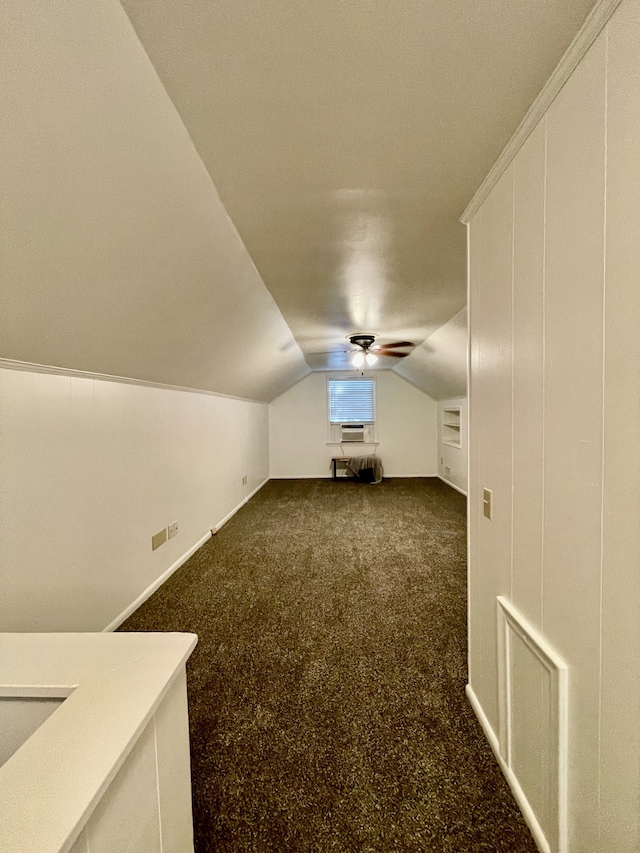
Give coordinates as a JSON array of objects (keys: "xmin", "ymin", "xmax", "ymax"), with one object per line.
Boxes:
[{"xmin": 441, "ymin": 407, "xmax": 461, "ymax": 447}]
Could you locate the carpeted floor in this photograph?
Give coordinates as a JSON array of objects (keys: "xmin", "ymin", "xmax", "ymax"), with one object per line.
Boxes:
[{"xmin": 120, "ymin": 478, "xmax": 537, "ymax": 853}]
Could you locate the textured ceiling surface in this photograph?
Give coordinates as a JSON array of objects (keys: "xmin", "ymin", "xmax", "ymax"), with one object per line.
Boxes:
[{"xmin": 120, "ymin": 0, "xmax": 596, "ymax": 377}]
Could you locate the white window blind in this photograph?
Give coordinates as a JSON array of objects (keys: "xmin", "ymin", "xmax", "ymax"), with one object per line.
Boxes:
[{"xmin": 328, "ymin": 379, "xmax": 375, "ymax": 423}]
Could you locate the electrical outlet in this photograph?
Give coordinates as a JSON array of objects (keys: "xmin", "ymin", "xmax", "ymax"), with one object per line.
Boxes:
[
  {"xmin": 152, "ymin": 528, "xmax": 167, "ymax": 551},
  {"xmin": 483, "ymin": 488, "xmax": 493, "ymax": 520},
  {"xmin": 168, "ymin": 521, "xmax": 179, "ymax": 540}
]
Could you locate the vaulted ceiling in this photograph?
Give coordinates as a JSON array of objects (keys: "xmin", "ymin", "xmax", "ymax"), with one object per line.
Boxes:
[{"xmin": 1, "ymin": 0, "xmax": 596, "ymax": 400}]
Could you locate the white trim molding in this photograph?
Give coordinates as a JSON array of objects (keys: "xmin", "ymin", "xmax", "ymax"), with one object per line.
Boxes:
[
  {"xmin": 0, "ymin": 632, "xmax": 197, "ymax": 853},
  {"xmin": 466, "ymin": 684, "xmax": 550, "ymax": 853},
  {"xmin": 103, "ymin": 531, "xmax": 213, "ymax": 632},
  {"xmin": 437, "ymin": 475, "xmax": 467, "ymax": 496},
  {"xmin": 0, "ymin": 358, "xmax": 264, "ymax": 404},
  {"xmin": 105, "ymin": 480, "xmax": 269, "ymax": 630},
  {"xmin": 496, "ymin": 596, "xmax": 569, "ymax": 853},
  {"xmin": 246, "ymin": 476, "xmax": 269, "ymax": 503},
  {"xmin": 460, "ymin": 0, "xmax": 623, "ymax": 223},
  {"xmin": 211, "ymin": 477, "xmax": 269, "ymax": 534}
]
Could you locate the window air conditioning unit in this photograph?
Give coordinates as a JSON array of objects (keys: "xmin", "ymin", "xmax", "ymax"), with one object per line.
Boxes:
[{"xmin": 341, "ymin": 424, "xmax": 365, "ymax": 442}]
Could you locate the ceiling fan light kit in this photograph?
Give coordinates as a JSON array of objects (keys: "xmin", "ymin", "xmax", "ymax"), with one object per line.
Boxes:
[{"xmin": 347, "ymin": 333, "xmax": 414, "ymax": 372}]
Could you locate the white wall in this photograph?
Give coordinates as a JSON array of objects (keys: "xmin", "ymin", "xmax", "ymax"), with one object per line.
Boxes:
[
  {"xmin": 269, "ymin": 371, "xmax": 437, "ymax": 478},
  {"xmin": 465, "ymin": 1, "xmax": 640, "ymax": 850},
  {"xmin": 0, "ymin": 366, "xmax": 269, "ymax": 632},
  {"xmin": 437, "ymin": 396, "xmax": 467, "ymax": 495}
]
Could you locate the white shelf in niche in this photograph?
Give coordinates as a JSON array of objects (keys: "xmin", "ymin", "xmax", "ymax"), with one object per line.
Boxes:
[{"xmin": 441, "ymin": 407, "xmax": 461, "ymax": 447}]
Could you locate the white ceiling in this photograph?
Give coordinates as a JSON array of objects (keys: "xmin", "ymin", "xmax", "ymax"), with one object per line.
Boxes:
[
  {"xmin": 1, "ymin": 0, "xmax": 597, "ymax": 400},
  {"xmin": 119, "ymin": 0, "xmax": 596, "ymax": 377}
]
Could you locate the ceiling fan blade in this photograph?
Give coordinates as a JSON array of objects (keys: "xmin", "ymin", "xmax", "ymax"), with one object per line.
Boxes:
[
  {"xmin": 378, "ymin": 350, "xmax": 409, "ymax": 358},
  {"xmin": 375, "ymin": 340, "xmax": 414, "ymax": 349}
]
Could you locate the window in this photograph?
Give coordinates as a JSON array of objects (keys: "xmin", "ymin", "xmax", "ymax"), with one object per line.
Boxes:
[
  {"xmin": 327, "ymin": 378, "xmax": 376, "ymax": 442},
  {"xmin": 328, "ymin": 378, "xmax": 375, "ymax": 423}
]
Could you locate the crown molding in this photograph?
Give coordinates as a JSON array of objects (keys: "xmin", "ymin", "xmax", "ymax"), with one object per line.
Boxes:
[
  {"xmin": 460, "ymin": 0, "xmax": 623, "ymax": 224},
  {"xmin": 0, "ymin": 358, "xmax": 263, "ymax": 404}
]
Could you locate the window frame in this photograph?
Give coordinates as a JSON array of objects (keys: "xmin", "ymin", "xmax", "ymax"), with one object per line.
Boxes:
[{"xmin": 326, "ymin": 376, "xmax": 377, "ymax": 444}]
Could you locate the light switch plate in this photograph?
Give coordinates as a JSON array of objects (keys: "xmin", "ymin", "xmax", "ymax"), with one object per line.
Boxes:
[{"xmin": 483, "ymin": 488, "xmax": 492, "ymax": 519}]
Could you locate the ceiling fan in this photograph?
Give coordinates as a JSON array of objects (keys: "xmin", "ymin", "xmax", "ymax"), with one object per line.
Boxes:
[{"xmin": 346, "ymin": 333, "xmax": 414, "ymax": 371}]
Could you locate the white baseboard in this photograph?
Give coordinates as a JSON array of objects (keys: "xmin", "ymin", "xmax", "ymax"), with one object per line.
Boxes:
[
  {"xmin": 268, "ymin": 474, "xmax": 330, "ymax": 479},
  {"xmin": 103, "ymin": 530, "xmax": 213, "ymax": 632},
  {"xmin": 465, "ymin": 684, "xmax": 549, "ymax": 853},
  {"xmin": 212, "ymin": 477, "xmax": 269, "ymax": 533},
  {"xmin": 246, "ymin": 476, "xmax": 269, "ymax": 502},
  {"xmin": 438, "ymin": 475, "xmax": 467, "ymax": 496},
  {"xmin": 104, "ymin": 480, "xmax": 269, "ymax": 631},
  {"xmin": 269, "ymin": 474, "xmax": 440, "ymax": 480}
]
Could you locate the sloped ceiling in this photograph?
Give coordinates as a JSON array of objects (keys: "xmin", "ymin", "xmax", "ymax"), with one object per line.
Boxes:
[
  {"xmin": 1, "ymin": 0, "xmax": 597, "ymax": 401},
  {"xmin": 0, "ymin": 0, "xmax": 308, "ymax": 402},
  {"xmin": 395, "ymin": 309, "xmax": 467, "ymax": 400},
  {"xmin": 119, "ymin": 0, "xmax": 596, "ymax": 389}
]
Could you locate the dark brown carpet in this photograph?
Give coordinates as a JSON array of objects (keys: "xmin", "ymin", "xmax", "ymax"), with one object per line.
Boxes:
[{"xmin": 120, "ymin": 478, "xmax": 536, "ymax": 853}]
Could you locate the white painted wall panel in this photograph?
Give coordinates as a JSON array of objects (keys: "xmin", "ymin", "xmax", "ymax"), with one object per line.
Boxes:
[
  {"xmin": 0, "ymin": 634, "xmax": 195, "ymax": 853},
  {"xmin": 269, "ymin": 371, "xmax": 437, "ymax": 478},
  {"xmin": 599, "ymin": 3, "xmax": 640, "ymax": 846},
  {"xmin": 154, "ymin": 671, "xmax": 194, "ymax": 853},
  {"xmin": 0, "ymin": 367, "xmax": 269, "ymax": 632},
  {"xmin": 467, "ymin": 218, "xmax": 482, "ymax": 691},
  {"xmin": 543, "ymin": 37, "xmax": 606, "ymax": 847},
  {"xmin": 512, "ymin": 121, "xmax": 546, "ymax": 632},
  {"xmin": 466, "ymin": 2, "xmax": 640, "ymax": 850},
  {"xmin": 86, "ymin": 722, "xmax": 162, "ymax": 853},
  {"xmin": 470, "ymin": 168, "xmax": 514, "ymax": 733},
  {"xmin": 508, "ymin": 635, "xmax": 549, "ymax": 844}
]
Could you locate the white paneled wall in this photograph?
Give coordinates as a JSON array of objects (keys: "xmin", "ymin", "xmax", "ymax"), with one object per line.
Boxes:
[
  {"xmin": 599, "ymin": 4, "xmax": 640, "ymax": 844},
  {"xmin": 269, "ymin": 371, "xmax": 437, "ymax": 478},
  {"xmin": 0, "ymin": 366, "xmax": 269, "ymax": 632},
  {"xmin": 67, "ymin": 671, "xmax": 193, "ymax": 853},
  {"xmin": 465, "ymin": 1, "xmax": 640, "ymax": 850},
  {"xmin": 511, "ymin": 119, "xmax": 545, "ymax": 631}
]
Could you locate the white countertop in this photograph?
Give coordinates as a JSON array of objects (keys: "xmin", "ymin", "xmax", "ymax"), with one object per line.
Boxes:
[{"xmin": 0, "ymin": 632, "xmax": 197, "ymax": 853}]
